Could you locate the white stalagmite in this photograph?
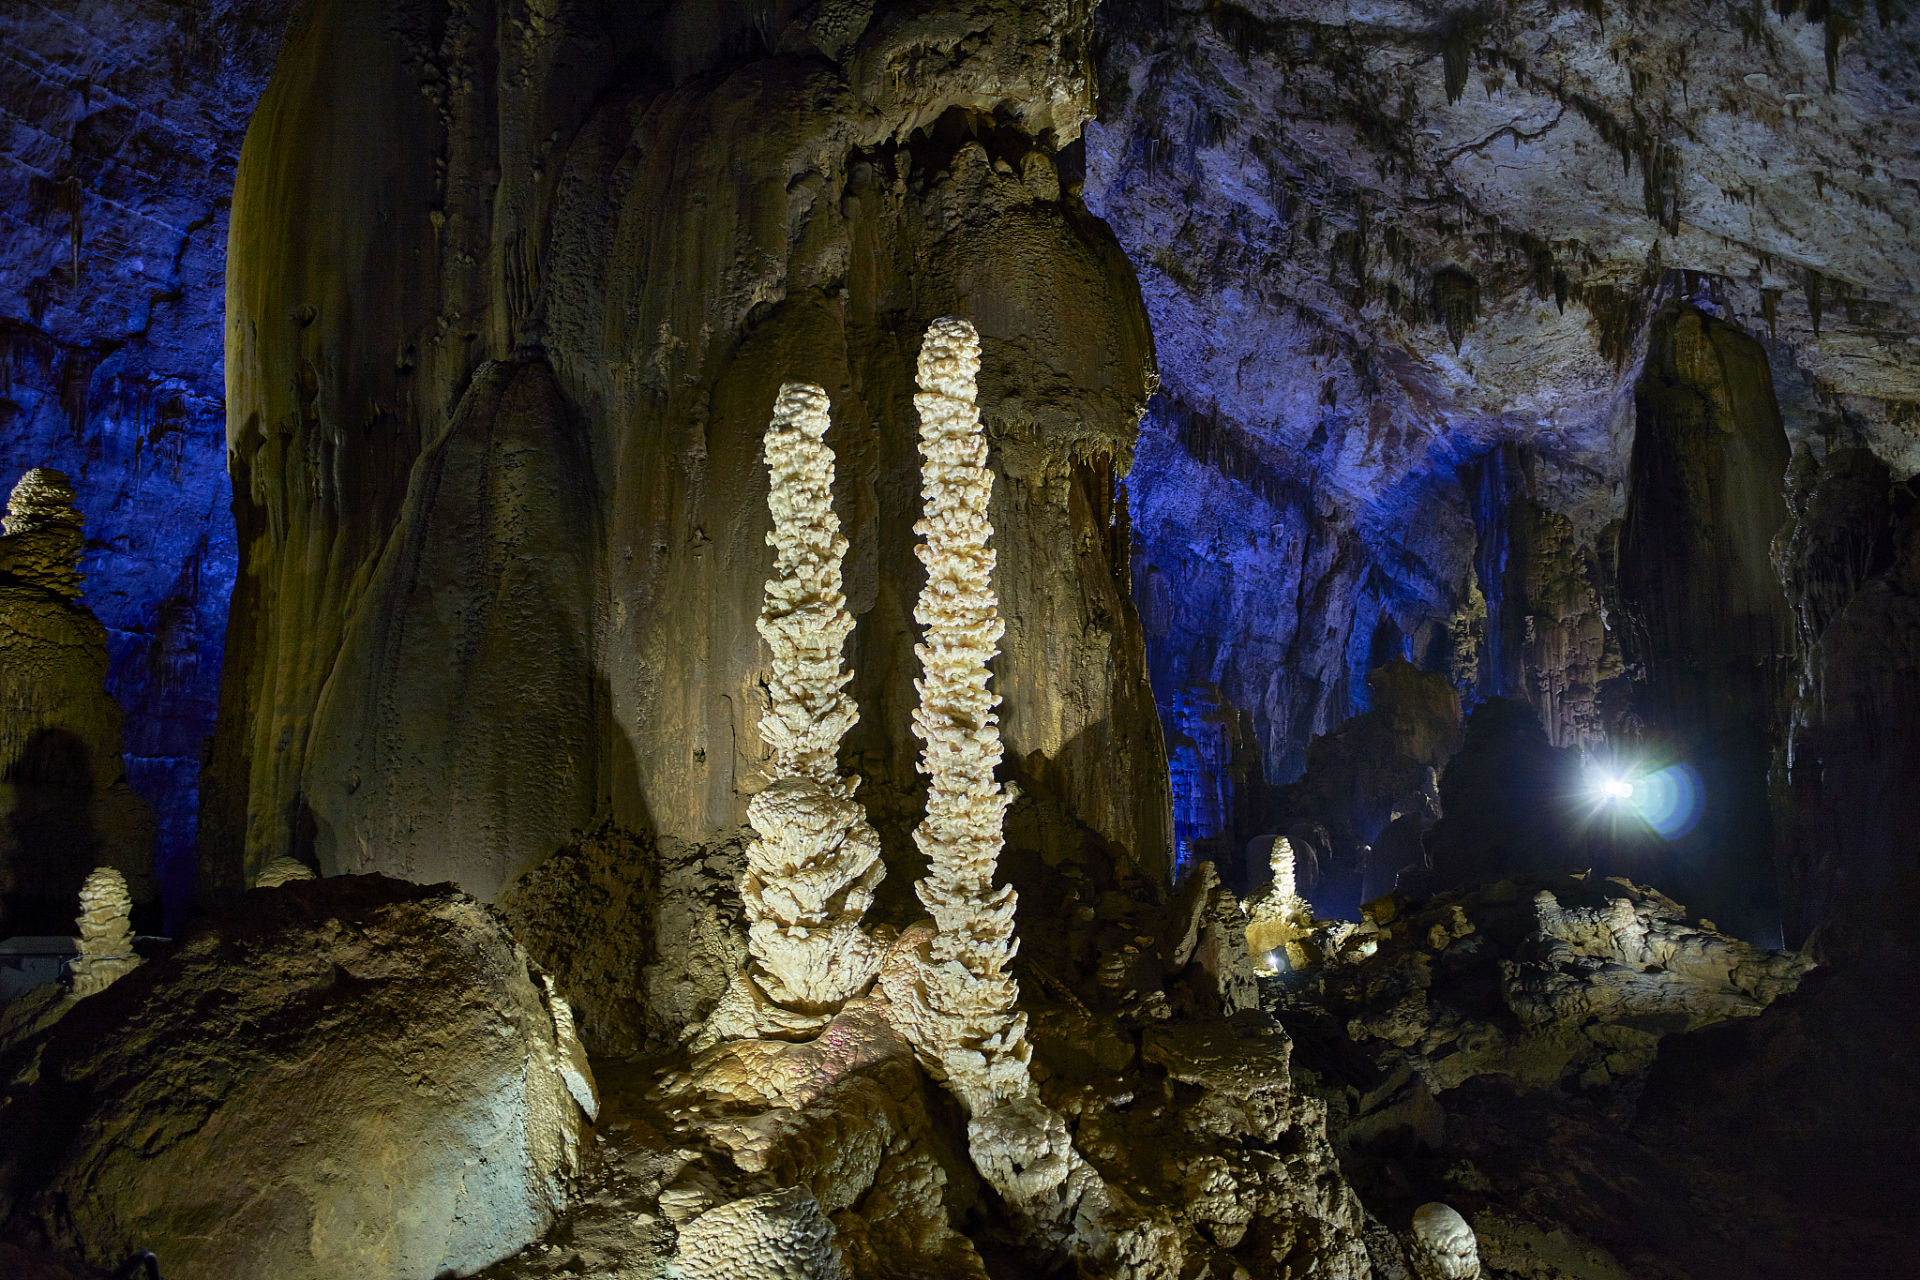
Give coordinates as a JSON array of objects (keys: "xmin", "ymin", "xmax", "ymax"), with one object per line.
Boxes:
[
  {"xmin": 880, "ymin": 317, "xmax": 1039, "ymax": 1121},
  {"xmin": 734, "ymin": 381, "xmax": 886, "ymax": 1034},
  {"xmin": 70, "ymin": 866, "xmax": 141, "ymax": 998},
  {"xmin": 1243, "ymin": 837, "xmax": 1318, "ymax": 968}
]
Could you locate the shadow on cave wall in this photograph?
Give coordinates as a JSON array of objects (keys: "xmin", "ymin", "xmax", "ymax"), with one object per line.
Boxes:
[{"xmin": 2, "ymin": 728, "xmax": 104, "ymax": 935}]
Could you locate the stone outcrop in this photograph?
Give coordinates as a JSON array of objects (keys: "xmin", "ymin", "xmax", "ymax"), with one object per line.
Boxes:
[
  {"xmin": 647, "ymin": 1002, "xmax": 988, "ymax": 1280},
  {"xmin": 66, "ymin": 868, "xmax": 140, "ymax": 999},
  {"xmin": 0, "ymin": 875, "xmax": 594, "ymax": 1280},
  {"xmin": 0, "ymin": 469, "xmax": 156, "ymax": 937},
  {"xmin": 1284, "ymin": 873, "xmax": 1811, "ymax": 1104},
  {"xmin": 248, "ymin": 853, "xmax": 314, "ymax": 889}
]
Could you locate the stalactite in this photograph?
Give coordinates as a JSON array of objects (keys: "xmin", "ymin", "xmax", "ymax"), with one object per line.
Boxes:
[{"xmin": 726, "ymin": 382, "xmax": 887, "ymax": 1038}]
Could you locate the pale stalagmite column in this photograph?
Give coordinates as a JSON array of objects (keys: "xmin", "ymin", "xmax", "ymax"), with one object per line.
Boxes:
[
  {"xmin": 724, "ymin": 382, "xmax": 886, "ymax": 1039},
  {"xmin": 69, "ymin": 866, "xmax": 141, "ymax": 998},
  {"xmin": 878, "ymin": 318, "xmax": 1030, "ymax": 1111},
  {"xmin": 876, "ymin": 322, "xmax": 1072, "ymax": 1209}
]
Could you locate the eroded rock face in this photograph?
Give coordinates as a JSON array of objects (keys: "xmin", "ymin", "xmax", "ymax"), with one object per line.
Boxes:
[
  {"xmin": 0, "ymin": 875, "xmax": 594, "ymax": 1280},
  {"xmin": 1776, "ymin": 446, "xmax": 1920, "ymax": 961},
  {"xmin": 1618, "ymin": 301, "xmax": 1796, "ymax": 937},
  {"xmin": 0, "ymin": 468, "xmax": 155, "ymax": 936}
]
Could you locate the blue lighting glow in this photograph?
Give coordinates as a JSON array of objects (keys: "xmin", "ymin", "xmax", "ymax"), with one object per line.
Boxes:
[
  {"xmin": 1587, "ymin": 761, "xmax": 1704, "ymax": 840},
  {"xmin": 1630, "ymin": 764, "xmax": 1705, "ymax": 840}
]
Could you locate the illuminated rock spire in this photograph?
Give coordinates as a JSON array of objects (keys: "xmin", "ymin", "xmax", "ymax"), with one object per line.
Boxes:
[
  {"xmin": 734, "ymin": 381, "xmax": 885, "ymax": 1033},
  {"xmin": 880, "ymin": 318, "xmax": 1035, "ymax": 1115}
]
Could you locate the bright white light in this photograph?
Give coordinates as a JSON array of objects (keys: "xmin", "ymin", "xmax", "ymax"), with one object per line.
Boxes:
[
  {"xmin": 1266, "ymin": 950, "xmax": 1282, "ymax": 971},
  {"xmin": 1603, "ymin": 778, "xmax": 1634, "ymax": 800}
]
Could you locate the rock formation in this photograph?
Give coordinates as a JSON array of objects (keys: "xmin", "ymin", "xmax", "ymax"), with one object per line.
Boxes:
[
  {"xmin": 0, "ymin": 468, "xmax": 156, "ymax": 937},
  {"xmin": 879, "ymin": 318, "xmax": 1031, "ymax": 1120},
  {"xmin": 731, "ymin": 381, "xmax": 886, "ymax": 1037},
  {"xmin": 0, "ymin": 469, "xmax": 86, "ymax": 597},
  {"xmin": 1243, "ymin": 838, "xmax": 1317, "ymax": 967},
  {"xmin": 0, "ymin": 875, "xmax": 594, "ymax": 1280},
  {"xmin": 4, "ymin": 0, "xmax": 1919, "ymax": 1275},
  {"xmin": 248, "ymin": 854, "xmax": 314, "ymax": 889},
  {"xmin": 1409, "ymin": 1202, "xmax": 1481, "ymax": 1280},
  {"xmin": 66, "ymin": 867, "xmax": 140, "ymax": 999},
  {"xmin": 1283, "ymin": 872, "xmax": 1811, "ymax": 1103}
]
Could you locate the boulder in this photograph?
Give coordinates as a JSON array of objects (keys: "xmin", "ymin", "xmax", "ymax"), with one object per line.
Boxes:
[{"xmin": 0, "ymin": 875, "xmax": 594, "ymax": 1280}]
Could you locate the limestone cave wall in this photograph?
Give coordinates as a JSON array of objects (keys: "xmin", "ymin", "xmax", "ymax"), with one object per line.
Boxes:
[{"xmin": 1085, "ymin": 0, "xmax": 1918, "ymax": 934}]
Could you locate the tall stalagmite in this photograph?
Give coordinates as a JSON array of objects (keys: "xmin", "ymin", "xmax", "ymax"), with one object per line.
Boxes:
[
  {"xmin": 734, "ymin": 381, "xmax": 885, "ymax": 1033},
  {"xmin": 883, "ymin": 318, "xmax": 1031, "ymax": 1115}
]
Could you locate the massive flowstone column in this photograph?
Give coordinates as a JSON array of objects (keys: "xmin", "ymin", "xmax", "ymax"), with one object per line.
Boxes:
[{"xmin": 731, "ymin": 382, "xmax": 886, "ymax": 1035}]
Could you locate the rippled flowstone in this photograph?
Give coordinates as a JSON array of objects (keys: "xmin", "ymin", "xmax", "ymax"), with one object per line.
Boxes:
[{"xmin": 0, "ymin": 875, "xmax": 595, "ymax": 1280}]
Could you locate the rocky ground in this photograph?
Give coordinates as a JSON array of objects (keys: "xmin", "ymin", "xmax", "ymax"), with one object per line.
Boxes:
[{"xmin": 4, "ymin": 861, "xmax": 1897, "ymax": 1280}]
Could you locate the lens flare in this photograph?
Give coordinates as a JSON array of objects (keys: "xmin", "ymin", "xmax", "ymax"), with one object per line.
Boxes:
[
  {"xmin": 1630, "ymin": 764, "xmax": 1704, "ymax": 839},
  {"xmin": 1603, "ymin": 778, "xmax": 1633, "ymax": 800}
]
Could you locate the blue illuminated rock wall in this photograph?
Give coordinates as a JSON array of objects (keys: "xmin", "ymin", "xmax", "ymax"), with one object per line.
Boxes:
[{"xmin": 0, "ymin": 1, "xmax": 291, "ymax": 927}]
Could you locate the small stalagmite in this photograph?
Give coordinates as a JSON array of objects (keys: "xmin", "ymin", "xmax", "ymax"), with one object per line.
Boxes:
[
  {"xmin": 252, "ymin": 854, "xmax": 317, "ymax": 889},
  {"xmin": 1409, "ymin": 1201, "xmax": 1482, "ymax": 1280},
  {"xmin": 1243, "ymin": 837, "xmax": 1318, "ymax": 968},
  {"xmin": 69, "ymin": 866, "xmax": 141, "ymax": 998}
]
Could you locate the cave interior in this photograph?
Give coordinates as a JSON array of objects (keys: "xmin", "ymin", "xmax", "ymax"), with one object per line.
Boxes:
[{"xmin": 0, "ymin": 0, "xmax": 1917, "ymax": 1277}]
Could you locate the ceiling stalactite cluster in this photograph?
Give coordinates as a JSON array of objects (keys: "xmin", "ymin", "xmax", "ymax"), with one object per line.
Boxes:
[{"xmin": 0, "ymin": 0, "xmax": 1917, "ymax": 1276}]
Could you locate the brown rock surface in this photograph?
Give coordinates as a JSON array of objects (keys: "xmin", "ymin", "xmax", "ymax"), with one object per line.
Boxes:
[{"xmin": 0, "ymin": 874, "xmax": 593, "ymax": 1280}]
